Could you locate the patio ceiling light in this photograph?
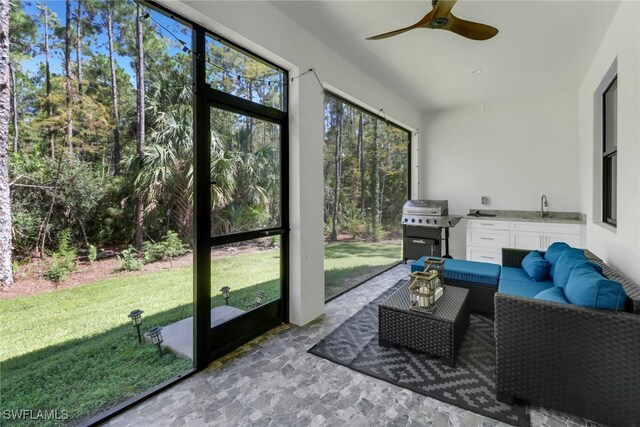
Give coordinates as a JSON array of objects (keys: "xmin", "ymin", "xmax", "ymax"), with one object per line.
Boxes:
[
  {"xmin": 128, "ymin": 309, "xmax": 144, "ymax": 344},
  {"xmin": 220, "ymin": 286, "xmax": 231, "ymax": 305}
]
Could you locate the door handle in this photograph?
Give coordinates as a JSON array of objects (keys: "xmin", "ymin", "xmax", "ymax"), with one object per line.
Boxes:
[
  {"xmin": 480, "ymin": 237, "xmax": 494, "ymax": 240},
  {"xmin": 412, "ymin": 239, "xmax": 426, "ymax": 244}
]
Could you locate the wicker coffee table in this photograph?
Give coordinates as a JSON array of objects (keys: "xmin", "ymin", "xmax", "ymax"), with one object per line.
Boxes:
[{"xmin": 378, "ymin": 283, "xmax": 470, "ymax": 367}]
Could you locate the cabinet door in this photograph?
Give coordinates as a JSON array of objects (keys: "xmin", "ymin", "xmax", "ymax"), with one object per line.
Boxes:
[
  {"xmin": 467, "ymin": 247, "xmax": 502, "ymax": 265},
  {"xmin": 468, "ymin": 229, "xmax": 510, "ymax": 248},
  {"xmin": 511, "ymin": 231, "xmax": 543, "ymax": 250},
  {"xmin": 542, "ymin": 233, "xmax": 582, "ymax": 250}
]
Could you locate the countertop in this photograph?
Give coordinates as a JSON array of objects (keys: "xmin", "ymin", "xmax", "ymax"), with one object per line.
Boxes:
[{"xmin": 465, "ymin": 209, "xmax": 586, "ymax": 224}]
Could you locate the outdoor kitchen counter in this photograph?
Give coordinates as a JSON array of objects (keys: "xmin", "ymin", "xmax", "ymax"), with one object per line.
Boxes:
[{"xmin": 465, "ymin": 210, "xmax": 586, "ymax": 224}]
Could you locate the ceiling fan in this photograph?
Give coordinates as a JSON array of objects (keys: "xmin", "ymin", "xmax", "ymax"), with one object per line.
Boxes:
[{"xmin": 366, "ymin": 0, "xmax": 498, "ymax": 41}]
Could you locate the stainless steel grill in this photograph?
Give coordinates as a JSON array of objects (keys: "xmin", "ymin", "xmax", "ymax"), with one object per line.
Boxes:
[
  {"xmin": 402, "ymin": 200, "xmax": 462, "ymax": 262},
  {"xmin": 401, "ymin": 200, "xmax": 462, "ymax": 228}
]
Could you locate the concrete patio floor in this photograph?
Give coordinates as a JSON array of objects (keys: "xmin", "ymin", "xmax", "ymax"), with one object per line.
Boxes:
[{"xmin": 103, "ymin": 264, "xmax": 599, "ymax": 427}]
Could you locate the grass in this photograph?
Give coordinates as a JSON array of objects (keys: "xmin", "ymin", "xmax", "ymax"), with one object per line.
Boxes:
[
  {"xmin": 0, "ymin": 241, "xmax": 400, "ymax": 426},
  {"xmin": 324, "ymin": 241, "xmax": 402, "ymax": 300}
]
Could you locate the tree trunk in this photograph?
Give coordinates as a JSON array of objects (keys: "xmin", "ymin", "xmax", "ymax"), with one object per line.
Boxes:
[
  {"xmin": 9, "ymin": 60, "xmax": 17, "ymax": 152},
  {"xmin": 330, "ymin": 104, "xmax": 342, "ymax": 242},
  {"xmin": 247, "ymin": 81, "xmax": 253, "ymax": 151},
  {"xmin": 43, "ymin": 0, "xmax": 54, "ymax": 159},
  {"xmin": 106, "ymin": 1, "xmax": 120, "ymax": 176},
  {"xmin": 64, "ymin": 0, "xmax": 73, "ymax": 153},
  {"xmin": 357, "ymin": 111, "xmax": 365, "ymax": 215},
  {"xmin": 134, "ymin": 4, "xmax": 145, "ymax": 250},
  {"xmin": 75, "ymin": 1, "xmax": 82, "ymax": 94},
  {"xmin": 0, "ymin": 0, "xmax": 14, "ymax": 287},
  {"xmin": 371, "ymin": 120, "xmax": 380, "ymax": 239}
]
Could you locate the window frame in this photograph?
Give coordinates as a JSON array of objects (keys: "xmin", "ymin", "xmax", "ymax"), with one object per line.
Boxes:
[{"xmin": 602, "ymin": 75, "xmax": 617, "ymax": 227}]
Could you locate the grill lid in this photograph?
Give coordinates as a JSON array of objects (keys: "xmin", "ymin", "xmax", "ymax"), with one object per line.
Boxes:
[
  {"xmin": 402, "ymin": 200, "xmax": 461, "ymax": 228},
  {"xmin": 402, "ymin": 200, "xmax": 448, "ymax": 216}
]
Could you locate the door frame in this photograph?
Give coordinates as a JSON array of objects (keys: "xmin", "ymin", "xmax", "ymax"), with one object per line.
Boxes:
[{"xmin": 193, "ymin": 28, "xmax": 290, "ymax": 366}]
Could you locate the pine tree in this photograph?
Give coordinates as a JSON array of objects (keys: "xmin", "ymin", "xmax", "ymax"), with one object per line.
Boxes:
[
  {"xmin": 0, "ymin": 0, "xmax": 13, "ymax": 287},
  {"xmin": 105, "ymin": 0, "xmax": 120, "ymax": 175},
  {"xmin": 134, "ymin": 4, "xmax": 145, "ymax": 250}
]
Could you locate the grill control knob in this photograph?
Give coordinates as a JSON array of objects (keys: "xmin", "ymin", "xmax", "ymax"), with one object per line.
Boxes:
[
  {"xmin": 402, "ymin": 218, "xmax": 407, "ymax": 223},
  {"xmin": 447, "ymin": 220, "xmax": 452, "ymax": 226},
  {"xmin": 418, "ymin": 219, "xmax": 422, "ymax": 223},
  {"xmin": 433, "ymin": 219, "xmax": 438, "ymax": 225},
  {"xmin": 411, "ymin": 218, "xmax": 415, "ymax": 223}
]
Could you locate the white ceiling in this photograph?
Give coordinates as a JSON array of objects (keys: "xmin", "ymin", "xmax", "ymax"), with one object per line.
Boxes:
[{"xmin": 272, "ymin": 1, "xmax": 620, "ymax": 111}]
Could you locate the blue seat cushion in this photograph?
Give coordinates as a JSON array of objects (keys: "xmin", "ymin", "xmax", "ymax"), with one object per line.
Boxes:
[
  {"xmin": 565, "ymin": 265, "xmax": 627, "ymax": 311},
  {"xmin": 534, "ymin": 286, "xmax": 570, "ymax": 304},
  {"xmin": 500, "ymin": 266, "xmax": 537, "ymax": 283},
  {"xmin": 411, "ymin": 256, "xmax": 500, "ymax": 286},
  {"xmin": 499, "ymin": 279, "xmax": 554, "ymax": 299},
  {"xmin": 521, "ymin": 251, "xmax": 551, "ymax": 281},
  {"xmin": 553, "ymin": 248, "xmax": 602, "ymax": 288},
  {"xmin": 544, "ymin": 242, "xmax": 571, "ymax": 274}
]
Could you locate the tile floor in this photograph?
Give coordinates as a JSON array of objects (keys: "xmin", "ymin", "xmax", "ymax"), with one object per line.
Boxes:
[{"xmin": 103, "ymin": 264, "xmax": 596, "ymax": 427}]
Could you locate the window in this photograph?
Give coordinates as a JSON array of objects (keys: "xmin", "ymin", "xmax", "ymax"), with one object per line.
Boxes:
[{"xmin": 602, "ymin": 76, "xmax": 617, "ymax": 226}]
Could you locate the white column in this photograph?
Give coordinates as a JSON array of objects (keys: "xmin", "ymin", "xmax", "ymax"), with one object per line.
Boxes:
[{"xmin": 288, "ymin": 72, "xmax": 325, "ymax": 326}]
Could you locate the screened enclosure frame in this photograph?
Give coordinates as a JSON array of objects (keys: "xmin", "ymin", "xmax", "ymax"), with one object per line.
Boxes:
[
  {"xmin": 84, "ymin": 2, "xmax": 289, "ymax": 425},
  {"xmin": 323, "ymin": 90, "xmax": 412, "ymax": 202},
  {"xmin": 322, "ymin": 90, "xmax": 412, "ymax": 303}
]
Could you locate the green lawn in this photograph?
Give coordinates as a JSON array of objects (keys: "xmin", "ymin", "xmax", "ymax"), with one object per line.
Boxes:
[
  {"xmin": 324, "ymin": 241, "xmax": 402, "ymax": 300},
  {"xmin": 0, "ymin": 242, "xmax": 401, "ymax": 426}
]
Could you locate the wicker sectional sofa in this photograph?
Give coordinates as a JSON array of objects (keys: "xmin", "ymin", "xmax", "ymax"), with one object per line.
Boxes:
[{"xmin": 495, "ymin": 248, "xmax": 640, "ymax": 427}]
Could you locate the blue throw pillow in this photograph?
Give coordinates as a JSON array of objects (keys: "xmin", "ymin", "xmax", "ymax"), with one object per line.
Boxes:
[
  {"xmin": 521, "ymin": 251, "xmax": 551, "ymax": 281},
  {"xmin": 565, "ymin": 265, "xmax": 627, "ymax": 311},
  {"xmin": 534, "ymin": 287, "xmax": 569, "ymax": 304},
  {"xmin": 544, "ymin": 242, "xmax": 571, "ymax": 268},
  {"xmin": 552, "ymin": 248, "xmax": 588, "ymax": 288}
]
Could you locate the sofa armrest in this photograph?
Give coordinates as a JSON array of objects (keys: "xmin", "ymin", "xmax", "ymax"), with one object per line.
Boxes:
[
  {"xmin": 494, "ymin": 293, "xmax": 640, "ymax": 426},
  {"xmin": 501, "ymin": 248, "xmax": 530, "ymax": 268}
]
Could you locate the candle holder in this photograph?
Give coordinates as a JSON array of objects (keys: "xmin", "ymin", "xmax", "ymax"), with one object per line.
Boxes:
[{"xmin": 408, "ymin": 270, "xmax": 443, "ymax": 314}]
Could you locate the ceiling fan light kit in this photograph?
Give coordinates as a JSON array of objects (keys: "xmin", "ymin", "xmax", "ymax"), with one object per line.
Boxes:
[{"xmin": 367, "ymin": 0, "xmax": 498, "ymax": 41}]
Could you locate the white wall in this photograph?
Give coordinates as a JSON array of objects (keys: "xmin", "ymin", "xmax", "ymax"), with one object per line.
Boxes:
[
  {"xmin": 160, "ymin": 0, "xmax": 422, "ymax": 325},
  {"xmin": 420, "ymin": 90, "xmax": 581, "ymax": 258},
  {"xmin": 578, "ymin": 1, "xmax": 640, "ymax": 283}
]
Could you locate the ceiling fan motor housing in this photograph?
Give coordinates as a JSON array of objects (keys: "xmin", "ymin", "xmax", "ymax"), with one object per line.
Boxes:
[{"xmin": 429, "ymin": 17, "xmax": 449, "ymax": 29}]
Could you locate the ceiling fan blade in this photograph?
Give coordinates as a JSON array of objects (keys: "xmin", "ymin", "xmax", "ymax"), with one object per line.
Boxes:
[
  {"xmin": 433, "ymin": 0, "xmax": 457, "ymax": 18},
  {"xmin": 445, "ymin": 14, "xmax": 499, "ymax": 40},
  {"xmin": 367, "ymin": 9, "xmax": 434, "ymax": 40}
]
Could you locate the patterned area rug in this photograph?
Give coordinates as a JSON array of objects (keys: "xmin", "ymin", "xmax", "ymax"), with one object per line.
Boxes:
[{"xmin": 309, "ymin": 280, "xmax": 529, "ymax": 427}]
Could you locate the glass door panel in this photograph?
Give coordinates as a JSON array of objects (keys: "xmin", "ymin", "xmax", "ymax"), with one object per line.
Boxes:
[
  {"xmin": 208, "ymin": 103, "xmax": 286, "ymax": 357},
  {"xmin": 210, "ymin": 109, "xmax": 282, "ymax": 236},
  {"xmin": 210, "ymin": 236, "xmax": 282, "ymax": 317}
]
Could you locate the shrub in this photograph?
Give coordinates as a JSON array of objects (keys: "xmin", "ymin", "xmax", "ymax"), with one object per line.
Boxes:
[
  {"xmin": 88, "ymin": 245, "xmax": 98, "ymax": 263},
  {"xmin": 372, "ymin": 225, "xmax": 387, "ymax": 242},
  {"xmin": 44, "ymin": 230, "xmax": 77, "ymax": 283},
  {"xmin": 143, "ymin": 231, "xmax": 188, "ymax": 265},
  {"xmin": 117, "ymin": 247, "xmax": 143, "ymax": 271},
  {"xmin": 43, "ymin": 255, "xmax": 70, "ymax": 283}
]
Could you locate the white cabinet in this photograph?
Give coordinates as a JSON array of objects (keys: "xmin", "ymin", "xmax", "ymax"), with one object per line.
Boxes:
[
  {"xmin": 466, "ymin": 219, "xmax": 584, "ymax": 265},
  {"xmin": 466, "ymin": 220, "xmax": 509, "ymax": 264},
  {"xmin": 511, "ymin": 230, "xmax": 544, "ymax": 250},
  {"xmin": 509, "ymin": 221, "xmax": 583, "ymax": 251}
]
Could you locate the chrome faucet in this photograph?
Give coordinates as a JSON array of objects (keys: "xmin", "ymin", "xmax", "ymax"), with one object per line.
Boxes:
[{"xmin": 540, "ymin": 194, "xmax": 549, "ymax": 218}]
